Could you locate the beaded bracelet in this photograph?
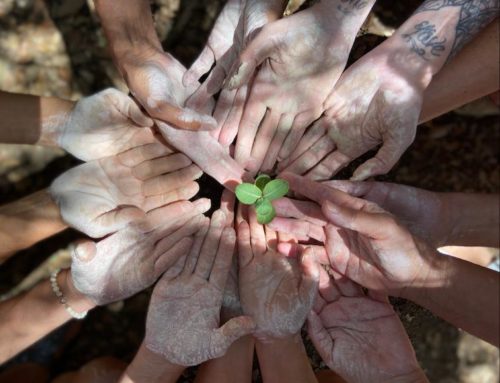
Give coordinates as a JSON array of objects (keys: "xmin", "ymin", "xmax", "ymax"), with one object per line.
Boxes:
[{"xmin": 50, "ymin": 268, "xmax": 88, "ymax": 320}]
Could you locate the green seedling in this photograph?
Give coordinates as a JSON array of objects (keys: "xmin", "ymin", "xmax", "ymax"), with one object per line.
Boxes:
[{"xmin": 235, "ymin": 174, "xmax": 289, "ymax": 224}]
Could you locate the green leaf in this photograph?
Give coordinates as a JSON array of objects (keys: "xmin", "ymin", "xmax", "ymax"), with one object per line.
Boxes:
[
  {"xmin": 255, "ymin": 199, "xmax": 276, "ymax": 224},
  {"xmin": 262, "ymin": 179, "xmax": 289, "ymax": 201},
  {"xmin": 255, "ymin": 174, "xmax": 272, "ymax": 191},
  {"xmin": 235, "ymin": 183, "xmax": 262, "ymax": 205}
]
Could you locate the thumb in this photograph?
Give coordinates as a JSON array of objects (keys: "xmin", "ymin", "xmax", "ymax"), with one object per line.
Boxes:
[
  {"xmin": 94, "ymin": 206, "xmax": 146, "ymax": 235},
  {"xmin": 225, "ymin": 26, "xmax": 276, "ymax": 90},
  {"xmin": 351, "ymin": 140, "xmax": 407, "ymax": 181},
  {"xmin": 183, "ymin": 45, "xmax": 215, "ymax": 86},
  {"xmin": 210, "ymin": 316, "xmax": 256, "ymax": 358},
  {"xmin": 307, "ymin": 311, "xmax": 334, "ymax": 370},
  {"xmin": 73, "ymin": 240, "xmax": 97, "ymax": 263},
  {"xmin": 299, "ymin": 247, "xmax": 320, "ymax": 305},
  {"xmin": 122, "ymin": 95, "xmax": 154, "ymax": 128}
]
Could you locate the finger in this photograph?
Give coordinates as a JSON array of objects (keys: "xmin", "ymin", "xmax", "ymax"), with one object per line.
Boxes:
[
  {"xmin": 330, "ymin": 270, "xmax": 364, "ymax": 298},
  {"xmin": 237, "ymin": 221, "xmax": 253, "ymax": 268},
  {"xmin": 260, "ymin": 113, "xmax": 294, "ymax": 173},
  {"xmin": 142, "ymin": 164, "xmax": 203, "ymax": 196},
  {"xmin": 267, "ymin": 217, "xmax": 325, "ymax": 242},
  {"xmin": 236, "ymin": 204, "xmax": 249, "ymax": 225},
  {"xmin": 154, "ymin": 237, "xmax": 193, "ymax": 279},
  {"xmin": 209, "ymin": 316, "xmax": 256, "ymax": 359},
  {"xmin": 277, "ymin": 243, "xmax": 328, "ymax": 264},
  {"xmin": 322, "ymin": 200, "xmax": 391, "ymax": 239},
  {"xmin": 183, "ymin": 219, "xmax": 210, "ymax": 276},
  {"xmin": 321, "ymin": 180, "xmax": 372, "ymax": 197},
  {"xmin": 219, "ymin": 86, "xmax": 248, "ymax": 147},
  {"xmin": 351, "ymin": 140, "xmax": 407, "ymax": 181},
  {"xmin": 299, "ymin": 247, "xmax": 320, "ymax": 305},
  {"xmin": 136, "ymin": 198, "xmax": 210, "ymax": 233},
  {"xmin": 249, "ymin": 207, "xmax": 266, "ymax": 255},
  {"xmin": 278, "ymin": 119, "xmax": 327, "ymax": 170},
  {"xmin": 220, "ymin": 189, "xmax": 236, "ymax": 227},
  {"xmin": 150, "ymin": 101, "xmax": 217, "ymax": 132},
  {"xmin": 118, "ymin": 142, "xmax": 175, "ymax": 167},
  {"xmin": 234, "ymin": 100, "xmax": 267, "ymax": 166},
  {"xmin": 226, "ymin": 25, "xmax": 275, "ymax": 89},
  {"xmin": 209, "ymin": 227, "xmax": 237, "ymax": 291},
  {"xmin": 307, "ymin": 311, "xmax": 334, "ymax": 370},
  {"xmin": 278, "ymin": 112, "xmax": 318, "ymax": 162},
  {"xmin": 212, "ymin": 89, "xmax": 237, "ymax": 141},
  {"xmin": 264, "ymin": 225, "xmax": 278, "ymax": 251},
  {"xmin": 183, "ymin": 45, "xmax": 216, "ymax": 86},
  {"xmin": 273, "ymin": 197, "xmax": 327, "ymax": 226},
  {"xmin": 132, "ymin": 153, "xmax": 192, "ymax": 180},
  {"xmin": 195, "ymin": 210, "xmax": 226, "ymax": 279},
  {"xmin": 306, "ymin": 150, "xmax": 351, "ymax": 181},
  {"xmin": 205, "ymin": 63, "xmax": 228, "ymax": 95},
  {"xmin": 282, "ymin": 136, "xmax": 335, "ymax": 176},
  {"xmin": 248, "ymin": 110, "xmax": 281, "ymax": 174},
  {"xmin": 153, "ymin": 214, "xmax": 205, "ymax": 258},
  {"xmin": 124, "ymin": 96, "xmax": 154, "ymax": 127},
  {"xmin": 93, "ymin": 206, "xmax": 145, "ymax": 236},
  {"xmin": 318, "ymin": 265, "xmax": 340, "ymax": 304},
  {"xmin": 72, "ymin": 240, "xmax": 97, "ymax": 263},
  {"xmin": 277, "ymin": 231, "xmax": 298, "ymax": 246},
  {"xmin": 142, "ymin": 182, "xmax": 200, "ymax": 212}
]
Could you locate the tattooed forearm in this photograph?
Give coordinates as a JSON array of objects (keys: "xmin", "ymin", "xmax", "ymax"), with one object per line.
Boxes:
[
  {"xmin": 414, "ymin": 0, "xmax": 500, "ymax": 59},
  {"xmin": 402, "ymin": 21, "xmax": 447, "ymax": 60},
  {"xmin": 337, "ymin": 0, "xmax": 370, "ymax": 15}
]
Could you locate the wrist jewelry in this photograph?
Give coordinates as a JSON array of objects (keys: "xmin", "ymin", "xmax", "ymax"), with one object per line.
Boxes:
[{"xmin": 50, "ymin": 268, "xmax": 88, "ymax": 320}]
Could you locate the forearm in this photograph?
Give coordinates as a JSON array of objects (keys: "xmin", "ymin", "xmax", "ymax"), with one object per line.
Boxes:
[
  {"xmin": 119, "ymin": 343, "xmax": 185, "ymax": 383},
  {"xmin": 442, "ymin": 193, "xmax": 499, "ymax": 247},
  {"xmin": 0, "ymin": 91, "xmax": 73, "ymax": 146},
  {"xmin": 0, "ymin": 189, "xmax": 67, "ymax": 261},
  {"xmin": 421, "ymin": 19, "xmax": 500, "ymax": 122},
  {"xmin": 256, "ymin": 334, "xmax": 318, "ymax": 383},
  {"xmin": 94, "ymin": 0, "xmax": 162, "ymax": 69},
  {"xmin": 195, "ymin": 335, "xmax": 255, "ymax": 383},
  {"xmin": 0, "ymin": 269, "xmax": 94, "ymax": 363},
  {"xmin": 404, "ymin": 252, "xmax": 499, "ymax": 346}
]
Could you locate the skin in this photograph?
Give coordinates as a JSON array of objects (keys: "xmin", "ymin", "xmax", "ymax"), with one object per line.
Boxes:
[
  {"xmin": 94, "ymin": 0, "xmax": 216, "ymax": 131},
  {"xmin": 308, "ymin": 268, "xmax": 429, "ymax": 383},
  {"xmin": 282, "ymin": 1, "xmax": 500, "ymax": 181},
  {"xmin": 228, "ymin": 0, "xmax": 375, "ymax": 174},
  {"xmin": 184, "ymin": 0, "xmax": 286, "ymax": 147},
  {"xmin": 71, "ymin": 199, "xmax": 210, "ymax": 305},
  {"xmin": 50, "ymin": 142, "xmax": 202, "ymax": 238},
  {"xmin": 280, "ymin": 173, "xmax": 499, "ymax": 346}
]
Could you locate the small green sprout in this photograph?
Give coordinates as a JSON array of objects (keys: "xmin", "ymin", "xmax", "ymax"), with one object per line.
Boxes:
[{"xmin": 235, "ymin": 174, "xmax": 289, "ymax": 224}]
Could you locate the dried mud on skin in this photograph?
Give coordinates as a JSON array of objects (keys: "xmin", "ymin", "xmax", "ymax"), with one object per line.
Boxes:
[{"xmin": 0, "ymin": 0, "xmax": 498, "ymax": 382}]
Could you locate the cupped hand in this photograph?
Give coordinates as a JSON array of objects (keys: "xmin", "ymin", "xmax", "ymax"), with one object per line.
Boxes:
[
  {"xmin": 50, "ymin": 142, "xmax": 202, "ymax": 238},
  {"xmin": 228, "ymin": 1, "xmax": 372, "ymax": 173},
  {"xmin": 71, "ymin": 198, "xmax": 211, "ymax": 305},
  {"xmin": 144, "ymin": 210, "xmax": 256, "ymax": 366},
  {"xmin": 120, "ymin": 47, "xmax": 216, "ymax": 131},
  {"xmin": 282, "ymin": 41, "xmax": 430, "ymax": 181},
  {"xmin": 183, "ymin": 0, "xmax": 285, "ymax": 146},
  {"xmin": 281, "ymin": 173, "xmax": 438, "ymax": 297},
  {"xmin": 238, "ymin": 208, "xmax": 319, "ymax": 340},
  {"xmin": 308, "ymin": 269, "xmax": 426, "ymax": 383},
  {"xmin": 57, "ymin": 88, "xmax": 154, "ymax": 161}
]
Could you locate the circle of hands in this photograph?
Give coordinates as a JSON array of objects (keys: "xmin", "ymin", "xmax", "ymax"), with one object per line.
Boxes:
[{"xmin": 47, "ymin": 2, "xmax": 441, "ymax": 382}]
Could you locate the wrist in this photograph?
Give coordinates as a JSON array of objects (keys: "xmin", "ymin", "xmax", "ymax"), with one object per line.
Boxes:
[
  {"xmin": 38, "ymin": 97, "xmax": 75, "ymax": 147},
  {"xmin": 125, "ymin": 343, "xmax": 185, "ymax": 383},
  {"xmin": 61, "ymin": 269, "xmax": 96, "ymax": 313}
]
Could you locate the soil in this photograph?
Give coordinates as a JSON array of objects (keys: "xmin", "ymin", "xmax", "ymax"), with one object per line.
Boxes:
[{"xmin": 0, "ymin": 0, "xmax": 498, "ymax": 382}]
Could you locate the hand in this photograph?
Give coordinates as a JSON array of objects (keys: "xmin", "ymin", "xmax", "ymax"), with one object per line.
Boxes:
[
  {"xmin": 153, "ymin": 58, "xmax": 248, "ymax": 190},
  {"xmin": 322, "ymin": 180, "xmax": 449, "ymax": 247},
  {"xmin": 183, "ymin": 0, "xmax": 284, "ymax": 146},
  {"xmin": 119, "ymin": 47, "xmax": 217, "ymax": 131},
  {"xmin": 282, "ymin": 39, "xmax": 429, "ymax": 181},
  {"xmin": 228, "ymin": 0, "xmax": 373, "ymax": 173},
  {"xmin": 308, "ymin": 269, "xmax": 427, "ymax": 383},
  {"xmin": 71, "ymin": 198, "xmax": 210, "ymax": 305},
  {"xmin": 144, "ymin": 210, "xmax": 256, "ymax": 366},
  {"xmin": 50, "ymin": 142, "xmax": 202, "ymax": 238},
  {"xmin": 238, "ymin": 208, "xmax": 319, "ymax": 340},
  {"xmin": 281, "ymin": 173, "xmax": 438, "ymax": 297},
  {"xmin": 57, "ymin": 88, "xmax": 155, "ymax": 161}
]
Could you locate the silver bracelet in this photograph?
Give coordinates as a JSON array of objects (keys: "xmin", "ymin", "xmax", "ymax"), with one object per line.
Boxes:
[{"xmin": 50, "ymin": 268, "xmax": 88, "ymax": 320}]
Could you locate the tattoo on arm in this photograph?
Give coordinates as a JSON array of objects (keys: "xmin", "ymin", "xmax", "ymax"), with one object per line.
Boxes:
[
  {"xmin": 413, "ymin": 0, "xmax": 500, "ymax": 59},
  {"xmin": 402, "ymin": 21, "xmax": 447, "ymax": 60},
  {"xmin": 336, "ymin": 0, "xmax": 370, "ymax": 15}
]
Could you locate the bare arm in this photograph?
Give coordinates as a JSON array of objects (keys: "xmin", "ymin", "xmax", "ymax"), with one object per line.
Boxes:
[
  {"xmin": 0, "ymin": 91, "xmax": 74, "ymax": 146},
  {"xmin": 0, "ymin": 190, "xmax": 67, "ymax": 261},
  {"xmin": 421, "ymin": 19, "xmax": 499, "ymax": 122},
  {"xmin": 0, "ymin": 269, "xmax": 95, "ymax": 363}
]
